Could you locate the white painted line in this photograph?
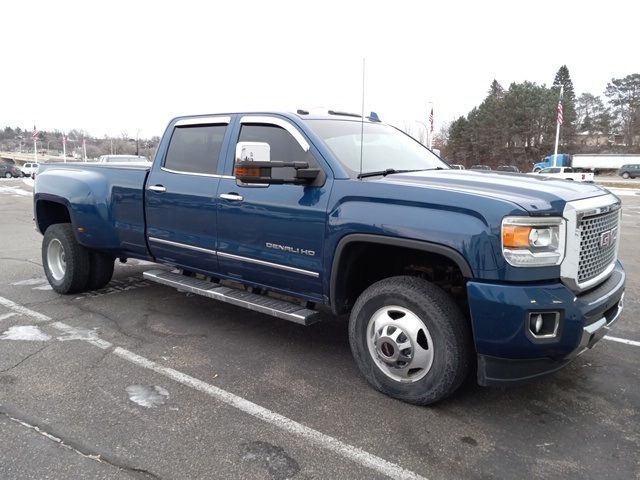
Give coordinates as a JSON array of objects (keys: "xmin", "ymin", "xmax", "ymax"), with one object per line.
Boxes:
[
  {"xmin": 11, "ymin": 277, "xmax": 48, "ymax": 286},
  {"xmin": 0, "ymin": 312, "xmax": 18, "ymax": 322},
  {"xmin": 604, "ymin": 335, "xmax": 640, "ymax": 347},
  {"xmin": 112, "ymin": 347, "xmax": 427, "ymax": 480},
  {"xmin": 0, "ymin": 296, "xmax": 51, "ymax": 322}
]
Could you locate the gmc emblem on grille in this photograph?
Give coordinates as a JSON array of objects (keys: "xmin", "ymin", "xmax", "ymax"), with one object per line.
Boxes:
[{"xmin": 599, "ymin": 228, "xmax": 618, "ymax": 249}]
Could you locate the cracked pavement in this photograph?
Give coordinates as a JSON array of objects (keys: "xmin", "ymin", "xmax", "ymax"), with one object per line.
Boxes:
[{"xmin": 0, "ymin": 178, "xmax": 639, "ymax": 480}]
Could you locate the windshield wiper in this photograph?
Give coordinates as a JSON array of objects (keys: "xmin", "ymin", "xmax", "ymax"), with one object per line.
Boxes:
[{"xmin": 357, "ymin": 167, "xmax": 443, "ymax": 179}]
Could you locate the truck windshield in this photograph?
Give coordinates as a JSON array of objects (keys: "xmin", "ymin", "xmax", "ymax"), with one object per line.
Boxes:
[{"xmin": 307, "ymin": 120, "xmax": 448, "ymax": 177}]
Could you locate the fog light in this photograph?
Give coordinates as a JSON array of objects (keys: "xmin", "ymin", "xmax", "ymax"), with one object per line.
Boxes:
[
  {"xmin": 528, "ymin": 312, "xmax": 560, "ymax": 338},
  {"xmin": 532, "ymin": 314, "xmax": 543, "ymax": 333}
]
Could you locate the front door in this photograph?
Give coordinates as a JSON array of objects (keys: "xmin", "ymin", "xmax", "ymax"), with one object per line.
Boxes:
[
  {"xmin": 145, "ymin": 117, "xmax": 231, "ymax": 274},
  {"xmin": 216, "ymin": 116, "xmax": 330, "ymax": 301}
]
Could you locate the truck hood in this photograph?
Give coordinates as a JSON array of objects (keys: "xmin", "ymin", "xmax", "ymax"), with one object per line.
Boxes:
[{"xmin": 379, "ymin": 170, "xmax": 610, "ymax": 214}]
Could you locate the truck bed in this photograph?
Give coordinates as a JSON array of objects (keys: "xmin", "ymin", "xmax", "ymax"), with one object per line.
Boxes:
[{"xmin": 34, "ymin": 162, "xmax": 152, "ymax": 259}]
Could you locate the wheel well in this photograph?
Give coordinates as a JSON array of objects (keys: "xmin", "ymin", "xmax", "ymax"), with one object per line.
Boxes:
[
  {"xmin": 36, "ymin": 200, "xmax": 71, "ymax": 234},
  {"xmin": 331, "ymin": 241, "xmax": 469, "ymax": 315}
]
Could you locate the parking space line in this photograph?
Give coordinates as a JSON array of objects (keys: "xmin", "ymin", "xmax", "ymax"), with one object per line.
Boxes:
[
  {"xmin": 113, "ymin": 346, "xmax": 427, "ymax": 480},
  {"xmin": 0, "ymin": 296, "xmax": 51, "ymax": 322},
  {"xmin": 605, "ymin": 335, "xmax": 640, "ymax": 347},
  {"xmin": 0, "ymin": 294, "xmax": 426, "ymax": 479}
]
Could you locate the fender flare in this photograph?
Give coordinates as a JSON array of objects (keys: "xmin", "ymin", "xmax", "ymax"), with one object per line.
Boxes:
[{"xmin": 329, "ymin": 234, "xmax": 473, "ymax": 315}]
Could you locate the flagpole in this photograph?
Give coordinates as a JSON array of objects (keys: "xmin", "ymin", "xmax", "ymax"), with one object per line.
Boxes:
[
  {"xmin": 62, "ymin": 133, "xmax": 66, "ymax": 163},
  {"xmin": 553, "ymin": 85, "xmax": 564, "ymax": 167},
  {"xmin": 427, "ymin": 102, "xmax": 433, "ymax": 149},
  {"xmin": 33, "ymin": 137, "xmax": 38, "ymax": 163}
]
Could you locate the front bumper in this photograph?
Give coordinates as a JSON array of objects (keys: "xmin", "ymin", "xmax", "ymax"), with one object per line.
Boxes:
[{"xmin": 468, "ymin": 261, "xmax": 625, "ymax": 386}]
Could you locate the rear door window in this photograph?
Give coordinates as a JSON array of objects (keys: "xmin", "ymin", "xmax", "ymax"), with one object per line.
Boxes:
[{"xmin": 165, "ymin": 125, "xmax": 227, "ymax": 175}]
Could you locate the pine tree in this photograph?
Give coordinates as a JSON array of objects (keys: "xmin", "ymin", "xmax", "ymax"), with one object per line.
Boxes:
[
  {"xmin": 488, "ymin": 79, "xmax": 505, "ymax": 99},
  {"xmin": 552, "ymin": 65, "xmax": 577, "ymax": 137}
]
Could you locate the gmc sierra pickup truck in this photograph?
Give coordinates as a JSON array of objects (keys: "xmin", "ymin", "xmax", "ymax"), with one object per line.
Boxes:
[{"xmin": 34, "ymin": 111, "xmax": 625, "ymax": 405}]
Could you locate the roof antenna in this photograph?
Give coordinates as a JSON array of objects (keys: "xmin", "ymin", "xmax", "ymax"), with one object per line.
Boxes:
[{"xmin": 359, "ymin": 58, "xmax": 365, "ymax": 180}]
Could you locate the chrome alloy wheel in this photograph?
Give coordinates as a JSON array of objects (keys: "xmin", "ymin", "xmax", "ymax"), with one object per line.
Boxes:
[
  {"xmin": 366, "ymin": 305, "xmax": 434, "ymax": 383},
  {"xmin": 47, "ymin": 238, "xmax": 66, "ymax": 281}
]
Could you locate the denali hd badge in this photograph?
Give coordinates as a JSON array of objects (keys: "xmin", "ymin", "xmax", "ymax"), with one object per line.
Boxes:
[
  {"xmin": 599, "ymin": 228, "xmax": 617, "ymax": 249},
  {"xmin": 266, "ymin": 242, "xmax": 316, "ymax": 256}
]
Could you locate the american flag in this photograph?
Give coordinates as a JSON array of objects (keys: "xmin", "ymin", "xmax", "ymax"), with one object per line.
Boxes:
[
  {"xmin": 429, "ymin": 107, "xmax": 434, "ymax": 133},
  {"xmin": 557, "ymin": 92, "xmax": 564, "ymax": 126},
  {"xmin": 32, "ymin": 125, "xmax": 39, "ymax": 139}
]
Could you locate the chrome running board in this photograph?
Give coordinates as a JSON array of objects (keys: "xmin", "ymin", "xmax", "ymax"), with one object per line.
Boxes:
[{"xmin": 143, "ymin": 269, "xmax": 320, "ymax": 326}]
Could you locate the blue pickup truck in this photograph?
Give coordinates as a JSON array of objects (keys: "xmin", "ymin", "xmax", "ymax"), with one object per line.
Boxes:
[{"xmin": 34, "ymin": 111, "xmax": 625, "ymax": 405}]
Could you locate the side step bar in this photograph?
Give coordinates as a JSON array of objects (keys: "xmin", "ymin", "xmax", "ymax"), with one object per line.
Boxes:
[{"xmin": 143, "ymin": 269, "xmax": 320, "ymax": 326}]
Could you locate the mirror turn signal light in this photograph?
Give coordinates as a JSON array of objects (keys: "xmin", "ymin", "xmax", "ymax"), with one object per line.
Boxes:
[{"xmin": 235, "ymin": 166, "xmax": 262, "ymax": 177}]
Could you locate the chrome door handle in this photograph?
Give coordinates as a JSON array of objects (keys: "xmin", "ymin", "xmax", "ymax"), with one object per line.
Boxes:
[
  {"xmin": 148, "ymin": 185, "xmax": 166, "ymax": 192},
  {"xmin": 220, "ymin": 193, "xmax": 244, "ymax": 201}
]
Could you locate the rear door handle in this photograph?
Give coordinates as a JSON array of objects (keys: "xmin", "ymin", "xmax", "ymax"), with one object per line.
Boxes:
[
  {"xmin": 148, "ymin": 185, "xmax": 166, "ymax": 192},
  {"xmin": 220, "ymin": 193, "xmax": 244, "ymax": 201}
]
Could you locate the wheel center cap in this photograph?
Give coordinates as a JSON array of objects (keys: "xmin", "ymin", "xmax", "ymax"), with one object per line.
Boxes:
[
  {"xmin": 380, "ymin": 341, "xmax": 395, "ymax": 357},
  {"xmin": 375, "ymin": 336, "xmax": 400, "ymax": 363}
]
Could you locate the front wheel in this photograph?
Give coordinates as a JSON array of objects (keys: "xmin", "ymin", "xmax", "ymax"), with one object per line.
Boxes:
[
  {"xmin": 4, "ymin": 172, "xmax": 11, "ymax": 178},
  {"xmin": 42, "ymin": 223, "xmax": 90, "ymax": 294},
  {"xmin": 622, "ymin": 172, "xmax": 630, "ymax": 179},
  {"xmin": 348, "ymin": 276, "xmax": 472, "ymax": 405}
]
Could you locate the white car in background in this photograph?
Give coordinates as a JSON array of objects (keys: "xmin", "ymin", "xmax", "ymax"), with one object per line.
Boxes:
[
  {"xmin": 20, "ymin": 162, "xmax": 40, "ymax": 177},
  {"xmin": 530, "ymin": 166, "xmax": 594, "ymax": 182}
]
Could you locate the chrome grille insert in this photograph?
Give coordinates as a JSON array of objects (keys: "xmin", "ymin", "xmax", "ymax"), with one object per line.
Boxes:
[
  {"xmin": 561, "ymin": 194, "xmax": 621, "ymax": 292},
  {"xmin": 578, "ymin": 209, "xmax": 619, "ymax": 284}
]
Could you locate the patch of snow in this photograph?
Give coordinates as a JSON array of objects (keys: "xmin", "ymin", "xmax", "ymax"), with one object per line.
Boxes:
[
  {"xmin": 0, "ymin": 186, "xmax": 32, "ymax": 196},
  {"xmin": 56, "ymin": 326, "xmax": 100, "ymax": 342},
  {"xmin": 125, "ymin": 385, "xmax": 169, "ymax": 408},
  {"xmin": 0, "ymin": 325, "xmax": 51, "ymax": 341}
]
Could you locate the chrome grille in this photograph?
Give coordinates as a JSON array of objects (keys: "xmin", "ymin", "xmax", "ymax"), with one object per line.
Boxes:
[{"xmin": 578, "ymin": 209, "xmax": 619, "ymax": 284}]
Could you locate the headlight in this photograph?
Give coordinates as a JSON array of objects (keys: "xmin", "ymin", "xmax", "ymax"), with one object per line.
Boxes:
[{"xmin": 501, "ymin": 216, "xmax": 566, "ymax": 266}]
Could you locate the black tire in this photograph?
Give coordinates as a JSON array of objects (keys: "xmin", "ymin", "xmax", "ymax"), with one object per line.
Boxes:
[
  {"xmin": 4, "ymin": 172, "xmax": 11, "ymax": 178},
  {"xmin": 348, "ymin": 276, "xmax": 472, "ymax": 405},
  {"xmin": 86, "ymin": 251, "xmax": 115, "ymax": 290},
  {"xmin": 622, "ymin": 172, "xmax": 630, "ymax": 179},
  {"xmin": 42, "ymin": 223, "xmax": 90, "ymax": 294}
]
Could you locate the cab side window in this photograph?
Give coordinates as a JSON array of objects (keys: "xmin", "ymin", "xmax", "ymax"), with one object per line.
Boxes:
[
  {"xmin": 165, "ymin": 125, "xmax": 227, "ymax": 175},
  {"xmin": 238, "ymin": 124, "xmax": 315, "ymax": 180}
]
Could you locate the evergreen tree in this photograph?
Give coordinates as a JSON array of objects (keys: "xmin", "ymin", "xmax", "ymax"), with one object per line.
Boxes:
[
  {"xmin": 552, "ymin": 65, "xmax": 577, "ymax": 137},
  {"xmin": 488, "ymin": 79, "xmax": 504, "ymax": 99}
]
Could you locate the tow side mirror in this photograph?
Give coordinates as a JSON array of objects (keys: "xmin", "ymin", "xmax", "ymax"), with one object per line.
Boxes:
[{"xmin": 234, "ymin": 141, "xmax": 319, "ymax": 185}]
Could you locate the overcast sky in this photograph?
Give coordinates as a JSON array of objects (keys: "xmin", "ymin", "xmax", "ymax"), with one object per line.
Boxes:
[{"xmin": 3, "ymin": 0, "xmax": 638, "ymax": 138}]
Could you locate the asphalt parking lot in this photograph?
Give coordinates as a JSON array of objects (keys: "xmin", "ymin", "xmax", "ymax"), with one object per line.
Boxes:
[{"xmin": 0, "ymin": 177, "xmax": 638, "ymax": 480}]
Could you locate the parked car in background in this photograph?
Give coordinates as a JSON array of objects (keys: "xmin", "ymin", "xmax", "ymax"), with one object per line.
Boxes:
[
  {"xmin": 96, "ymin": 155, "xmax": 150, "ymax": 164},
  {"xmin": 449, "ymin": 164, "xmax": 465, "ymax": 170},
  {"xmin": 618, "ymin": 164, "xmax": 640, "ymax": 179},
  {"xmin": 0, "ymin": 163, "xmax": 22, "ymax": 178},
  {"xmin": 20, "ymin": 162, "xmax": 40, "ymax": 177},
  {"xmin": 529, "ymin": 167, "xmax": 594, "ymax": 182},
  {"xmin": 496, "ymin": 165, "xmax": 520, "ymax": 173},
  {"xmin": 470, "ymin": 165, "xmax": 491, "ymax": 171}
]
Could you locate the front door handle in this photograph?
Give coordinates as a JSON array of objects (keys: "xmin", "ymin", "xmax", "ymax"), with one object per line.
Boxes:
[
  {"xmin": 220, "ymin": 193, "xmax": 244, "ymax": 201},
  {"xmin": 148, "ymin": 185, "xmax": 167, "ymax": 192}
]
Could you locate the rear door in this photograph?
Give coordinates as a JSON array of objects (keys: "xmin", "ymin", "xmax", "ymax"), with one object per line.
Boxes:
[
  {"xmin": 216, "ymin": 116, "xmax": 331, "ymax": 301},
  {"xmin": 145, "ymin": 116, "xmax": 232, "ymax": 274}
]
